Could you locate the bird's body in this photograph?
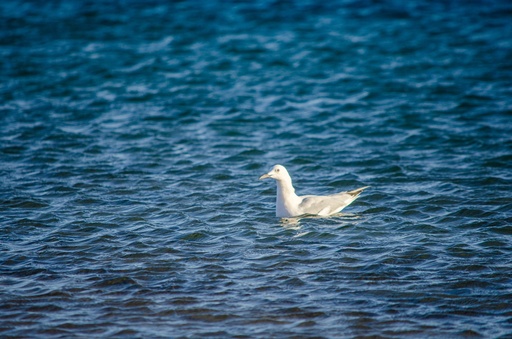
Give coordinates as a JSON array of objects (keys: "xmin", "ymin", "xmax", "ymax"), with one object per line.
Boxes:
[{"xmin": 259, "ymin": 164, "xmax": 368, "ymax": 218}]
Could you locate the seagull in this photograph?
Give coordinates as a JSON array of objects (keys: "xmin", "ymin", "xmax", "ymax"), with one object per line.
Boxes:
[{"xmin": 259, "ymin": 164, "xmax": 368, "ymax": 218}]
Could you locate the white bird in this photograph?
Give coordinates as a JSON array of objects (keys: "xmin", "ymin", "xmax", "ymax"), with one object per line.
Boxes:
[{"xmin": 259, "ymin": 164, "xmax": 368, "ymax": 218}]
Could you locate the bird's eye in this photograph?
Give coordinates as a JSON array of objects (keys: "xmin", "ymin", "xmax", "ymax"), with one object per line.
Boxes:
[{"xmin": 276, "ymin": 168, "xmax": 280, "ymax": 172}]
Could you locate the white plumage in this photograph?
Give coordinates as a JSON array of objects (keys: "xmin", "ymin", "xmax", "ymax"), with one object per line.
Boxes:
[{"xmin": 259, "ymin": 164, "xmax": 368, "ymax": 218}]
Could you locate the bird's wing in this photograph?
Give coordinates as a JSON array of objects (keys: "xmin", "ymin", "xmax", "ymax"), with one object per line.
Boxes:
[
  {"xmin": 298, "ymin": 194, "xmax": 352, "ymax": 216},
  {"xmin": 299, "ymin": 187, "xmax": 369, "ymax": 216}
]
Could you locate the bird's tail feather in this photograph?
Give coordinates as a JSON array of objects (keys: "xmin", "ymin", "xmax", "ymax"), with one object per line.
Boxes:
[{"xmin": 346, "ymin": 186, "xmax": 370, "ymax": 197}]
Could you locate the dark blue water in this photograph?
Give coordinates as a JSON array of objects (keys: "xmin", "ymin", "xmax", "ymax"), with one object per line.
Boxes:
[{"xmin": 1, "ymin": 1, "xmax": 512, "ymax": 337}]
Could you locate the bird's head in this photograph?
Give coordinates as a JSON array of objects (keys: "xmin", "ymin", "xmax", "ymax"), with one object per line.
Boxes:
[{"xmin": 259, "ymin": 164, "xmax": 290, "ymax": 182}]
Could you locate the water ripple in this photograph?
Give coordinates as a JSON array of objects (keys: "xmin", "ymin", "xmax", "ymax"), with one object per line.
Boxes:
[{"xmin": 1, "ymin": 0, "xmax": 512, "ymax": 338}]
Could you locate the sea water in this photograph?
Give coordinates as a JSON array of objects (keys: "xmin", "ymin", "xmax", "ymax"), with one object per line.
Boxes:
[{"xmin": 1, "ymin": 1, "xmax": 511, "ymax": 337}]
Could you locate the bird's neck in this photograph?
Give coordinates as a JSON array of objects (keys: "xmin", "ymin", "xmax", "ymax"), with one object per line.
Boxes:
[
  {"xmin": 276, "ymin": 178, "xmax": 298, "ymax": 201},
  {"xmin": 275, "ymin": 177, "xmax": 301, "ymax": 217}
]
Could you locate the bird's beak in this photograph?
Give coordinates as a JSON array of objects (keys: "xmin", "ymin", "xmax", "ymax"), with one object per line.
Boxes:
[{"xmin": 259, "ymin": 173, "xmax": 271, "ymax": 180}]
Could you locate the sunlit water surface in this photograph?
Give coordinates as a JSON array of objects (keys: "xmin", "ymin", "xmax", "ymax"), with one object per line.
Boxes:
[{"xmin": 1, "ymin": 1, "xmax": 511, "ymax": 337}]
